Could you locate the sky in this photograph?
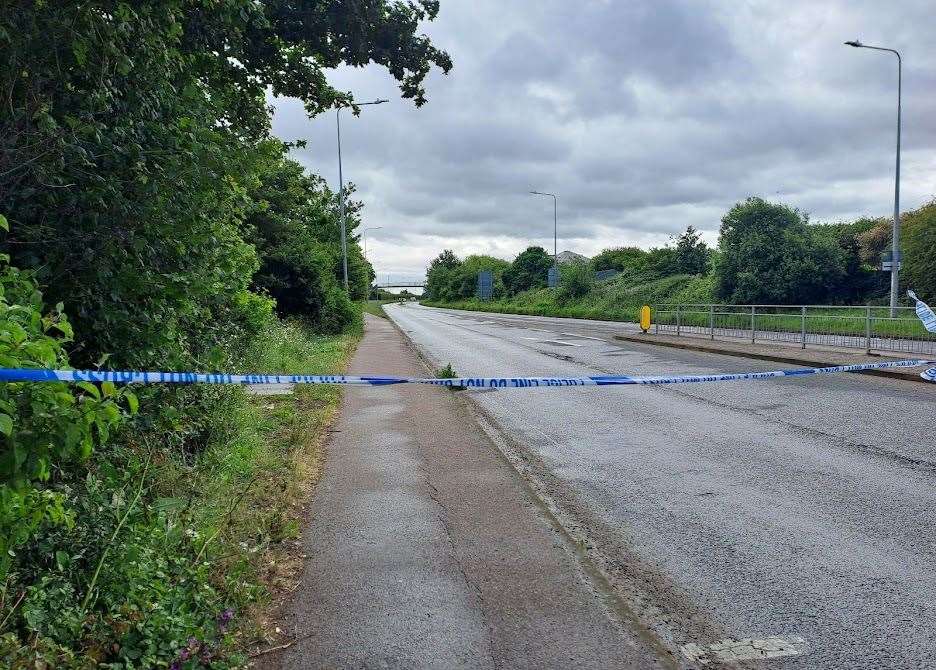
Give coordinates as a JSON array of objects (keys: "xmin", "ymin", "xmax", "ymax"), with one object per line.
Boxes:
[{"xmin": 269, "ymin": 0, "xmax": 936, "ymax": 284}]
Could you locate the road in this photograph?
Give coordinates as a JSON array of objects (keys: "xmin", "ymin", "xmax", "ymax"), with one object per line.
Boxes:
[
  {"xmin": 385, "ymin": 302, "xmax": 936, "ymax": 669},
  {"xmin": 269, "ymin": 314, "xmax": 667, "ymax": 670}
]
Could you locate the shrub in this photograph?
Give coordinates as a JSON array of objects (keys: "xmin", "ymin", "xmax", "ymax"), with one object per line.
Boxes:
[
  {"xmin": 556, "ymin": 261, "xmax": 594, "ymax": 302},
  {"xmin": 503, "ymin": 246, "xmax": 553, "ymax": 296},
  {"xmin": 0, "ymin": 251, "xmax": 133, "ymax": 579},
  {"xmin": 903, "ymin": 201, "xmax": 936, "ymax": 301}
]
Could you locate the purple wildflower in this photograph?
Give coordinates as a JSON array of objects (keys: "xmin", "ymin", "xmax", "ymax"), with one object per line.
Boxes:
[{"xmin": 217, "ymin": 607, "xmax": 235, "ymax": 632}]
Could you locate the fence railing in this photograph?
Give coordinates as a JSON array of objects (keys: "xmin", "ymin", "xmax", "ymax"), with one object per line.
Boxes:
[{"xmin": 651, "ymin": 304, "xmax": 936, "ymax": 356}]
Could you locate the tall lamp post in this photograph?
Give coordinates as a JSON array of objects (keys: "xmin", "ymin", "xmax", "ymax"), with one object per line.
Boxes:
[
  {"xmin": 362, "ymin": 226, "xmax": 383, "ymax": 259},
  {"xmin": 529, "ymin": 191, "xmax": 558, "ymax": 270},
  {"xmin": 337, "ymin": 99, "xmax": 388, "ymax": 291},
  {"xmin": 845, "ymin": 39, "xmax": 902, "ymax": 314},
  {"xmin": 362, "ymin": 226, "xmax": 382, "ymax": 301}
]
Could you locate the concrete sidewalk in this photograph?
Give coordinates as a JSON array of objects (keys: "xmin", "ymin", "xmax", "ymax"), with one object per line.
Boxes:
[{"xmin": 264, "ymin": 315, "xmax": 667, "ymax": 669}]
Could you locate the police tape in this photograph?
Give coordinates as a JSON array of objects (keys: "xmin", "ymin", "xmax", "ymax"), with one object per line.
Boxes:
[
  {"xmin": 909, "ymin": 290, "xmax": 936, "ymax": 334},
  {"xmin": 0, "ymin": 358, "xmax": 932, "ymax": 388},
  {"xmin": 1, "ymin": 293, "xmax": 933, "ymax": 387}
]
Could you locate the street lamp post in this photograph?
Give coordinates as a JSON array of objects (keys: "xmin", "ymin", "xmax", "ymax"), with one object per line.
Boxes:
[
  {"xmin": 362, "ymin": 226, "xmax": 383, "ymax": 259},
  {"xmin": 529, "ymin": 191, "xmax": 558, "ymax": 270},
  {"xmin": 362, "ymin": 226, "xmax": 382, "ymax": 301},
  {"xmin": 845, "ymin": 39, "xmax": 902, "ymax": 314},
  {"xmin": 337, "ymin": 99, "xmax": 388, "ymax": 292}
]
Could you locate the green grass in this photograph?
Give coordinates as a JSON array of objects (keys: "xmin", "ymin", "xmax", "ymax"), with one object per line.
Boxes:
[
  {"xmin": 423, "ymin": 274, "xmax": 931, "ymax": 342},
  {"xmin": 361, "ymin": 299, "xmax": 393, "ymax": 319},
  {"xmin": 423, "ymin": 274, "xmax": 715, "ymax": 323}
]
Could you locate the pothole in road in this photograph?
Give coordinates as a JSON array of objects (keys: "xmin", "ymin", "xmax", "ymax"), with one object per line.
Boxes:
[{"xmin": 537, "ymin": 350, "xmax": 576, "ymax": 362}]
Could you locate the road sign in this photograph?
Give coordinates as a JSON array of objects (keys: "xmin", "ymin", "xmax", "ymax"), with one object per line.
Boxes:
[
  {"xmin": 477, "ymin": 270, "xmax": 493, "ymax": 301},
  {"xmin": 548, "ymin": 266, "xmax": 559, "ymax": 288},
  {"xmin": 881, "ymin": 251, "xmax": 902, "ymax": 271}
]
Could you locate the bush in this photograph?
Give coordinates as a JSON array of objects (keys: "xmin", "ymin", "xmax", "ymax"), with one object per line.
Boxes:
[
  {"xmin": 0, "ymin": 255, "xmax": 133, "ymax": 579},
  {"xmin": 503, "ymin": 246, "xmax": 553, "ymax": 296},
  {"xmin": 425, "ymin": 250, "xmax": 462, "ymax": 302},
  {"xmin": 424, "ymin": 252, "xmax": 509, "ymax": 302},
  {"xmin": 903, "ymin": 201, "xmax": 936, "ymax": 301},
  {"xmin": 590, "ymin": 246, "xmax": 648, "ymax": 273},
  {"xmin": 556, "ymin": 261, "xmax": 595, "ymax": 303},
  {"xmin": 714, "ymin": 198, "xmax": 845, "ymax": 304}
]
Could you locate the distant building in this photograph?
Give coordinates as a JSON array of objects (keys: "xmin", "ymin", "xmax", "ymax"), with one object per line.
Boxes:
[{"xmin": 556, "ymin": 250, "xmax": 590, "ymax": 264}]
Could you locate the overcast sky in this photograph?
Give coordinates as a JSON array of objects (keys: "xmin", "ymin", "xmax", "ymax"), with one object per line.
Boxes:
[{"xmin": 270, "ymin": 0, "xmax": 936, "ymax": 283}]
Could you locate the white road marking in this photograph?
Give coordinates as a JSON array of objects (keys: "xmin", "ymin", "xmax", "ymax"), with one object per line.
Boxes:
[
  {"xmin": 521, "ymin": 337, "xmax": 582, "ymax": 347},
  {"xmin": 542, "ymin": 340, "xmax": 582, "ymax": 347},
  {"xmin": 681, "ymin": 636, "xmax": 807, "ymax": 665},
  {"xmin": 528, "ymin": 328, "xmax": 552, "ymax": 333},
  {"xmin": 560, "ymin": 332, "xmax": 605, "ymax": 341}
]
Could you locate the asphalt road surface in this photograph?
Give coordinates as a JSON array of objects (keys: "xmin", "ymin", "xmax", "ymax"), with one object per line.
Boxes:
[
  {"xmin": 385, "ymin": 302, "xmax": 936, "ymax": 669},
  {"xmin": 271, "ymin": 315, "xmax": 667, "ymax": 670}
]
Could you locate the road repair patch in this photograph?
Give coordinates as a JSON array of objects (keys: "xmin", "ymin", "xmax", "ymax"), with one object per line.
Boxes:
[{"xmin": 680, "ymin": 635, "xmax": 807, "ymax": 665}]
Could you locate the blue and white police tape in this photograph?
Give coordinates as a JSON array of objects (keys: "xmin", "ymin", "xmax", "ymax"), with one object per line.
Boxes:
[
  {"xmin": 0, "ymin": 358, "xmax": 932, "ymax": 388},
  {"xmin": 909, "ymin": 290, "xmax": 936, "ymax": 334},
  {"xmin": 907, "ymin": 291, "xmax": 936, "ymax": 381}
]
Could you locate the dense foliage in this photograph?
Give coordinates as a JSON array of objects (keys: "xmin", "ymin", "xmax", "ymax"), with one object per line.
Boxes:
[
  {"xmin": 714, "ymin": 198, "xmax": 845, "ymax": 304},
  {"xmin": 590, "ymin": 246, "xmax": 647, "ymax": 274},
  {"xmin": 424, "ymin": 251, "xmax": 509, "ymax": 302},
  {"xmin": 247, "ymin": 143, "xmax": 371, "ymax": 332},
  {"xmin": 899, "ymin": 201, "xmax": 936, "ymax": 300},
  {"xmin": 0, "ymin": 254, "xmax": 134, "ymax": 579},
  {"xmin": 0, "ymin": 0, "xmax": 450, "ymax": 666},
  {"xmin": 555, "ymin": 261, "xmax": 594, "ymax": 302},
  {"xmin": 503, "ymin": 246, "xmax": 553, "ymax": 296},
  {"xmin": 424, "ymin": 198, "xmax": 935, "ymax": 315}
]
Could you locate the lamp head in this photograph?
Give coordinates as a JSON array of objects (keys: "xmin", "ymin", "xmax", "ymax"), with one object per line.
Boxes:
[{"xmin": 844, "ymin": 40, "xmax": 863, "ymax": 47}]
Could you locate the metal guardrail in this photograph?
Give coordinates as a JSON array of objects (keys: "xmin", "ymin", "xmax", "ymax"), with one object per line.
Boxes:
[{"xmin": 652, "ymin": 304, "xmax": 936, "ymax": 356}]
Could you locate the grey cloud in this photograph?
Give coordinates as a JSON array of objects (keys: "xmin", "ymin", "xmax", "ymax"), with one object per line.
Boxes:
[{"xmin": 270, "ymin": 0, "xmax": 936, "ymax": 277}]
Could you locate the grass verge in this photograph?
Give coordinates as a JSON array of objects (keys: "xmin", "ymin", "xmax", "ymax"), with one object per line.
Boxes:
[
  {"xmin": 422, "ymin": 273, "xmax": 932, "ymax": 342},
  {"xmin": 0, "ymin": 319, "xmax": 359, "ymax": 669},
  {"xmin": 361, "ymin": 300, "xmax": 391, "ymax": 319},
  {"xmin": 421, "ymin": 274, "xmax": 714, "ymax": 324}
]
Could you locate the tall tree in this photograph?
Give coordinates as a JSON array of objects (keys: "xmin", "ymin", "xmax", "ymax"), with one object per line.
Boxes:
[
  {"xmin": 503, "ymin": 246, "xmax": 553, "ymax": 296},
  {"xmin": 425, "ymin": 250, "xmax": 461, "ymax": 301},
  {"xmin": 673, "ymin": 225, "xmax": 711, "ymax": 275},
  {"xmin": 903, "ymin": 201, "xmax": 936, "ymax": 300},
  {"xmin": 0, "ymin": 1, "xmax": 452, "ymax": 366},
  {"xmin": 714, "ymin": 198, "xmax": 844, "ymax": 304}
]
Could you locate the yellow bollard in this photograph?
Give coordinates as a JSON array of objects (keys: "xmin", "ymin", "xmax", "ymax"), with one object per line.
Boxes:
[{"xmin": 640, "ymin": 305, "xmax": 651, "ymax": 333}]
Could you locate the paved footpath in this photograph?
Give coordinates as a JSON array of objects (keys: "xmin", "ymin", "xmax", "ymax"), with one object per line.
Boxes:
[{"xmin": 268, "ymin": 314, "xmax": 667, "ymax": 669}]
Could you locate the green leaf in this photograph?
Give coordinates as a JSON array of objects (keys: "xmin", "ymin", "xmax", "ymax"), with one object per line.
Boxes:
[
  {"xmin": 125, "ymin": 391, "xmax": 139, "ymax": 415},
  {"xmin": 101, "ymin": 381, "xmax": 116, "ymax": 397},
  {"xmin": 76, "ymin": 381, "xmax": 100, "ymax": 399},
  {"xmin": 0, "ymin": 214, "xmax": 8, "ymax": 232},
  {"xmin": 0, "ymin": 413, "xmax": 11, "ymax": 436}
]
